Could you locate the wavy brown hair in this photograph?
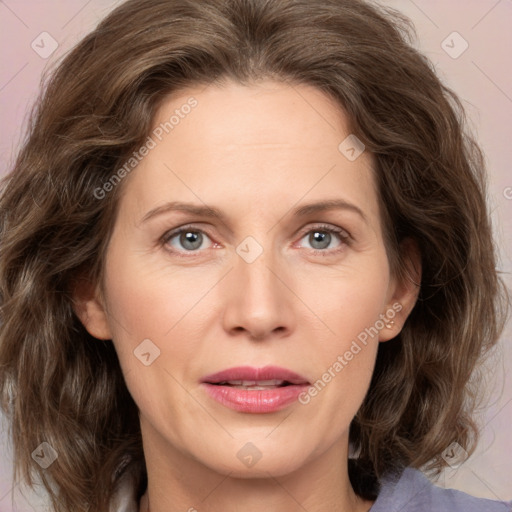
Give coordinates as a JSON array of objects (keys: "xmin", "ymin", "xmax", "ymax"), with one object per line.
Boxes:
[{"xmin": 0, "ymin": 0, "xmax": 508, "ymax": 510}]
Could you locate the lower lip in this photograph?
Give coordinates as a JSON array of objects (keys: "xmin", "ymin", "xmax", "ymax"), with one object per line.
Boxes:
[{"xmin": 202, "ymin": 383, "xmax": 309, "ymax": 413}]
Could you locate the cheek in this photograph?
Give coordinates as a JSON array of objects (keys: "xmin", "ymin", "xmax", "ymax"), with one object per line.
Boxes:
[
  {"xmin": 101, "ymin": 262, "xmax": 204, "ymax": 429},
  {"xmin": 100, "ymin": 244, "xmax": 208, "ymax": 392},
  {"xmin": 296, "ymin": 255, "xmax": 390, "ymax": 341},
  {"xmin": 102, "ymin": 237, "xmax": 205, "ymax": 340},
  {"xmin": 293, "ymin": 257, "xmax": 389, "ymax": 410},
  {"xmin": 297, "ymin": 282, "xmax": 382, "ymax": 439}
]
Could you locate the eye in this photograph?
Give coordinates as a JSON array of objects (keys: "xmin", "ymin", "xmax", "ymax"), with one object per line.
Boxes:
[
  {"xmin": 160, "ymin": 223, "xmax": 350, "ymax": 258},
  {"xmin": 161, "ymin": 225, "xmax": 214, "ymax": 254},
  {"xmin": 296, "ymin": 224, "xmax": 350, "ymax": 255}
]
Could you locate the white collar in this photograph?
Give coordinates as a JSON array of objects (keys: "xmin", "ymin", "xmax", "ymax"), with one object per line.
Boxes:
[{"xmin": 109, "ymin": 467, "xmax": 139, "ymax": 512}]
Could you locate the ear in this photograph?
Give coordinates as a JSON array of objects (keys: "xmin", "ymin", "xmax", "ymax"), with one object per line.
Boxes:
[
  {"xmin": 379, "ymin": 237, "xmax": 421, "ymax": 342},
  {"xmin": 71, "ymin": 275, "xmax": 112, "ymax": 340}
]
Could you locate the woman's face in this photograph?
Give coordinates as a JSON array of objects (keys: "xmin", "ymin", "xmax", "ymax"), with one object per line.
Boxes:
[{"xmin": 78, "ymin": 79, "xmax": 417, "ymax": 478}]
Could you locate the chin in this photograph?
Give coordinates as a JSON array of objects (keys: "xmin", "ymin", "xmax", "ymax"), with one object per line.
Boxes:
[{"xmin": 198, "ymin": 445, "xmax": 310, "ymax": 479}]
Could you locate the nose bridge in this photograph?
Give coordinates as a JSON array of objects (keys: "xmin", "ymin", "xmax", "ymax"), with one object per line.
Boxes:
[
  {"xmin": 222, "ymin": 235, "xmax": 294, "ymax": 338},
  {"xmin": 239, "ymin": 246, "xmax": 278, "ymax": 298}
]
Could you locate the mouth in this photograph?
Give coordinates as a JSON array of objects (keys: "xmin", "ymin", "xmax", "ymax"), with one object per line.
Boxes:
[
  {"xmin": 208, "ymin": 379, "xmax": 298, "ymax": 390},
  {"xmin": 201, "ymin": 366, "xmax": 311, "ymax": 413}
]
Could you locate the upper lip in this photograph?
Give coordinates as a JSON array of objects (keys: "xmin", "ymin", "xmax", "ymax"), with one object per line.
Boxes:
[{"xmin": 202, "ymin": 365, "xmax": 310, "ymax": 385}]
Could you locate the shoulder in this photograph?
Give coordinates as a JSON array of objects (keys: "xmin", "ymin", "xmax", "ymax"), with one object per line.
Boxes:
[{"xmin": 370, "ymin": 467, "xmax": 512, "ymax": 512}]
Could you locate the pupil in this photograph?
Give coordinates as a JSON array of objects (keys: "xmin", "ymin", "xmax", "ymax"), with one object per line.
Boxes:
[{"xmin": 310, "ymin": 231, "xmax": 330, "ymax": 250}]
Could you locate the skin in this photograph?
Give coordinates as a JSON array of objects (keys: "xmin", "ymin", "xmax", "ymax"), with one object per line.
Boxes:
[{"xmin": 75, "ymin": 79, "xmax": 420, "ymax": 512}]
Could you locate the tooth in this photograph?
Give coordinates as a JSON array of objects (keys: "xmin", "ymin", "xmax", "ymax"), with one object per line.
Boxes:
[
  {"xmin": 240, "ymin": 380, "xmax": 257, "ymax": 386},
  {"xmin": 257, "ymin": 379, "xmax": 284, "ymax": 386},
  {"xmin": 232, "ymin": 379, "xmax": 285, "ymax": 386},
  {"xmin": 216, "ymin": 379, "xmax": 288, "ymax": 387},
  {"xmin": 232, "ymin": 385, "xmax": 276, "ymax": 390}
]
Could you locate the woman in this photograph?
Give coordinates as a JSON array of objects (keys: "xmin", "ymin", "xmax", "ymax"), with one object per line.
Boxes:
[{"xmin": 0, "ymin": 0, "xmax": 510, "ymax": 511}]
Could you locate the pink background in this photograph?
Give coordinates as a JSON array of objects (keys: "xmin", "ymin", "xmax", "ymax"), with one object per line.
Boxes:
[{"xmin": 0, "ymin": 0, "xmax": 511, "ymax": 509}]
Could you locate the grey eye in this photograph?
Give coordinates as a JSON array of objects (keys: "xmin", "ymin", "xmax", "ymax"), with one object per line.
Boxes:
[
  {"xmin": 308, "ymin": 231, "xmax": 333, "ymax": 250},
  {"xmin": 181, "ymin": 231, "xmax": 203, "ymax": 250},
  {"xmin": 167, "ymin": 230, "xmax": 210, "ymax": 251}
]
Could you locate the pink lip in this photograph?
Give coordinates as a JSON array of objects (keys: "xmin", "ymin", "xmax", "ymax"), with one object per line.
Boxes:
[
  {"xmin": 202, "ymin": 365, "xmax": 309, "ymax": 385},
  {"xmin": 201, "ymin": 365, "xmax": 310, "ymax": 414}
]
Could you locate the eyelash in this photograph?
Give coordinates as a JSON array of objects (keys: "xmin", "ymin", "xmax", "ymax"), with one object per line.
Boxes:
[{"xmin": 160, "ymin": 223, "xmax": 351, "ymax": 258}]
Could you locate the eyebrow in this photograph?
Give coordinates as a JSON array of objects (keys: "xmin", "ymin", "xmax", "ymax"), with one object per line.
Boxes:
[
  {"xmin": 292, "ymin": 199, "xmax": 366, "ymax": 222},
  {"xmin": 140, "ymin": 199, "xmax": 367, "ymax": 225}
]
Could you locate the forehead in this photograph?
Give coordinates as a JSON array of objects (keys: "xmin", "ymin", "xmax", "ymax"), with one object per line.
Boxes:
[{"xmin": 118, "ymin": 80, "xmax": 380, "ymax": 228}]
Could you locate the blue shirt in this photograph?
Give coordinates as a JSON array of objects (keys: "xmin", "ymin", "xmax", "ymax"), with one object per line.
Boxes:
[
  {"xmin": 369, "ymin": 467, "xmax": 511, "ymax": 512},
  {"xmin": 109, "ymin": 465, "xmax": 512, "ymax": 511}
]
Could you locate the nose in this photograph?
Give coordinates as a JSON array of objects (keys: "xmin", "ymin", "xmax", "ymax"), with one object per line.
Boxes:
[{"xmin": 221, "ymin": 245, "xmax": 295, "ymax": 341}]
